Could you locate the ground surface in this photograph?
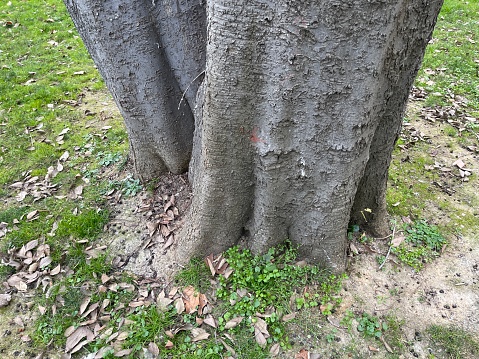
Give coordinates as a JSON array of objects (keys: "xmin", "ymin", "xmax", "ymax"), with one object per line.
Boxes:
[
  {"xmin": 1, "ymin": 0, "xmax": 478, "ymax": 357},
  {"xmin": 1, "ymin": 99, "xmax": 478, "ymax": 359}
]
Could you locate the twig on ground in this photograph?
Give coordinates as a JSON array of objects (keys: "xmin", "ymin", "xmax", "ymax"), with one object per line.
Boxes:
[{"xmin": 378, "ymin": 223, "xmax": 396, "ymax": 271}]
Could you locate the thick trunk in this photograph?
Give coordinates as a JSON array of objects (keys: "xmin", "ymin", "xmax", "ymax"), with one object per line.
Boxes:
[
  {"xmin": 64, "ymin": 0, "xmax": 443, "ymax": 272},
  {"xmin": 64, "ymin": 0, "xmax": 206, "ymax": 179},
  {"xmin": 178, "ymin": 0, "xmax": 443, "ymax": 271}
]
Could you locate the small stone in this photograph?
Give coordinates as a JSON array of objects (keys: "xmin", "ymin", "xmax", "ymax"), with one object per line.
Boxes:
[{"xmin": 444, "ymin": 304, "xmax": 450, "ymax": 309}]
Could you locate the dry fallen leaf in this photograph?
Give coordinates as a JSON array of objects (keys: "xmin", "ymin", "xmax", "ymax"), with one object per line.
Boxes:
[
  {"xmin": 148, "ymin": 342, "xmax": 160, "ymax": 356},
  {"xmin": 114, "ymin": 349, "xmax": 132, "ymax": 357},
  {"xmin": 79, "ymin": 297, "xmax": 91, "ymax": 315},
  {"xmin": 65, "ymin": 326, "xmax": 94, "ymax": 353},
  {"xmin": 224, "ymin": 316, "xmax": 244, "ymax": 330},
  {"xmin": 0, "ymin": 294, "xmax": 12, "ymax": 308},
  {"xmin": 295, "ymin": 348, "xmax": 309, "ymax": 359},
  {"xmin": 282, "ymin": 312, "xmax": 296, "ymax": 322},
  {"xmin": 157, "ymin": 290, "xmax": 173, "ymax": 311},
  {"xmin": 182, "ymin": 286, "xmax": 200, "ymax": 314},
  {"xmin": 270, "ymin": 342, "xmax": 280, "ymax": 356},
  {"xmin": 165, "ymin": 340, "xmax": 174, "ymax": 349},
  {"xmin": 191, "ymin": 327, "xmax": 210, "ymax": 342},
  {"xmin": 203, "ymin": 315, "xmax": 216, "ymax": 328},
  {"xmin": 254, "ymin": 326, "xmax": 267, "ymax": 348},
  {"xmin": 174, "ymin": 297, "xmax": 185, "ymax": 314},
  {"xmin": 391, "ymin": 234, "xmax": 405, "ymax": 247}
]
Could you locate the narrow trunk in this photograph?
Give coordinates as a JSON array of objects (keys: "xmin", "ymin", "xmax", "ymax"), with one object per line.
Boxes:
[
  {"xmin": 350, "ymin": 0, "xmax": 444, "ymax": 236},
  {"xmin": 63, "ymin": 0, "xmax": 206, "ymax": 179}
]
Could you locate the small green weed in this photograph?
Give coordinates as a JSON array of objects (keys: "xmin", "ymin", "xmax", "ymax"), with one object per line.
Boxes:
[
  {"xmin": 427, "ymin": 325, "xmax": 479, "ymax": 359},
  {"xmin": 357, "ymin": 312, "xmax": 388, "ymax": 339},
  {"xmin": 103, "ymin": 175, "xmax": 143, "ymax": 197},
  {"xmin": 340, "ymin": 310, "xmax": 355, "ymax": 331},
  {"xmin": 216, "ymin": 242, "xmax": 344, "ymax": 350},
  {"xmin": 96, "ymin": 151, "xmax": 123, "ymax": 167},
  {"xmin": 392, "ymin": 220, "xmax": 447, "ymax": 270}
]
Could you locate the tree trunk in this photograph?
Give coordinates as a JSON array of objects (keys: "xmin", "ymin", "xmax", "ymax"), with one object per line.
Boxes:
[
  {"xmin": 64, "ymin": 0, "xmax": 443, "ymax": 272},
  {"xmin": 64, "ymin": 0, "xmax": 206, "ymax": 179}
]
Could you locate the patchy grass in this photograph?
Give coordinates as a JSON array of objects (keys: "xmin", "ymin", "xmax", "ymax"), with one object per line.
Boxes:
[
  {"xmin": 416, "ymin": 0, "xmax": 479, "ymax": 112},
  {"xmin": 427, "ymin": 325, "xmax": 479, "ymax": 359},
  {"xmin": 392, "ymin": 220, "xmax": 447, "ymax": 271}
]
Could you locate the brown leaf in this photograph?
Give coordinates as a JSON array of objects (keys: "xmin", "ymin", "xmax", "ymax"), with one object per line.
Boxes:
[
  {"xmin": 224, "ymin": 316, "xmax": 243, "ymax": 330},
  {"xmin": 191, "ymin": 328, "xmax": 210, "ymax": 342},
  {"xmin": 0, "ymin": 294, "xmax": 12, "ymax": 308},
  {"xmin": 95, "ymin": 346, "xmax": 113, "ymax": 358},
  {"xmin": 369, "ymin": 345, "xmax": 380, "ymax": 352},
  {"xmin": 168, "ymin": 286, "xmax": 179, "ymax": 298},
  {"xmin": 157, "ymin": 290, "xmax": 173, "ymax": 311},
  {"xmin": 295, "ymin": 349, "xmax": 309, "ymax": 359},
  {"xmin": 254, "ymin": 317, "xmax": 269, "ymax": 335},
  {"xmin": 79, "ymin": 297, "xmax": 91, "ymax": 315},
  {"xmin": 74, "ymin": 185, "xmax": 83, "ymax": 196},
  {"xmin": 24, "ymin": 239, "xmax": 39, "ymax": 252},
  {"xmin": 182, "ymin": 286, "xmax": 200, "ymax": 314},
  {"xmin": 114, "ymin": 349, "xmax": 132, "ymax": 357},
  {"xmin": 148, "ymin": 342, "xmax": 160, "ymax": 356},
  {"xmin": 64, "ymin": 326, "xmax": 75, "ymax": 337},
  {"xmin": 223, "ymin": 267, "xmax": 234, "ymax": 279},
  {"xmin": 270, "ymin": 343, "xmax": 280, "ymax": 356},
  {"xmin": 162, "ymin": 235, "xmax": 174, "ymax": 251},
  {"xmin": 65, "ymin": 326, "xmax": 94, "ymax": 353},
  {"xmin": 82, "ymin": 302, "xmax": 99, "ymax": 318},
  {"xmin": 147, "ymin": 221, "xmax": 159, "ymax": 237},
  {"xmin": 219, "ymin": 338, "xmax": 236, "ymax": 356},
  {"xmin": 205, "ymin": 254, "xmax": 216, "ymax": 276},
  {"xmin": 165, "ymin": 340, "xmax": 174, "ymax": 349},
  {"xmin": 39, "ymin": 256, "xmax": 52, "ymax": 268},
  {"xmin": 174, "ymin": 298, "xmax": 185, "ymax": 314},
  {"xmin": 164, "ymin": 195, "xmax": 175, "ymax": 212},
  {"xmin": 116, "ymin": 331, "xmax": 129, "ymax": 341},
  {"xmin": 203, "ymin": 315, "xmax": 216, "ymax": 328},
  {"xmin": 282, "ymin": 312, "xmax": 297, "ymax": 322},
  {"xmin": 452, "ymin": 159, "xmax": 465, "ymax": 169},
  {"xmin": 26, "ymin": 210, "xmax": 39, "ymax": 221},
  {"xmin": 101, "ymin": 274, "xmax": 110, "ymax": 284},
  {"xmin": 128, "ymin": 300, "xmax": 145, "ymax": 308},
  {"xmin": 71, "ymin": 339, "xmax": 90, "ymax": 354},
  {"xmin": 50, "ymin": 264, "xmax": 61, "ymax": 275},
  {"xmin": 198, "ymin": 293, "xmax": 208, "ymax": 315},
  {"xmin": 254, "ymin": 327, "xmax": 267, "ymax": 348},
  {"xmin": 391, "ymin": 234, "xmax": 405, "ymax": 247}
]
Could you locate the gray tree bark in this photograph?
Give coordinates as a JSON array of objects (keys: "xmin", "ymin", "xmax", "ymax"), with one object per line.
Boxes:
[{"xmin": 64, "ymin": 0, "xmax": 443, "ymax": 272}]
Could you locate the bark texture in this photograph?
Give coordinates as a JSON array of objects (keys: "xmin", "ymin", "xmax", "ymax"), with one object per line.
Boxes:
[
  {"xmin": 64, "ymin": 0, "xmax": 443, "ymax": 271},
  {"xmin": 64, "ymin": 0, "xmax": 206, "ymax": 179}
]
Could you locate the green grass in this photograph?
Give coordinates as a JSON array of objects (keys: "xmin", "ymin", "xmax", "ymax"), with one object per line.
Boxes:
[
  {"xmin": 392, "ymin": 220, "xmax": 447, "ymax": 271},
  {"xmin": 427, "ymin": 325, "xmax": 479, "ymax": 359},
  {"xmin": 416, "ymin": 0, "xmax": 479, "ymax": 113}
]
